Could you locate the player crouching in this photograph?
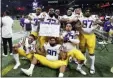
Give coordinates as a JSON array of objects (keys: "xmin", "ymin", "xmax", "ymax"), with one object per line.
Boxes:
[
  {"xmin": 12, "ymin": 34, "xmax": 37, "ymax": 69},
  {"xmin": 21, "ymin": 37, "xmax": 68, "ymax": 77},
  {"xmin": 61, "ymin": 24, "xmax": 87, "ymax": 75}
]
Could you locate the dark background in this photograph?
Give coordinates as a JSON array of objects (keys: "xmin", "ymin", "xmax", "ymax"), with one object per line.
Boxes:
[{"xmin": 1, "ymin": 0, "xmax": 113, "ymax": 16}]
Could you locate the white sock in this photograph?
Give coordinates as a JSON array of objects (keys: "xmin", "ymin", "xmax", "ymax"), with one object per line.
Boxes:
[
  {"xmin": 58, "ymin": 73, "xmax": 64, "ymax": 77},
  {"xmin": 13, "ymin": 54, "xmax": 20, "ymax": 64},
  {"xmin": 90, "ymin": 55, "xmax": 95, "ymax": 70},
  {"xmin": 77, "ymin": 64, "xmax": 83, "ymax": 70},
  {"xmin": 28, "ymin": 64, "xmax": 35, "ymax": 72}
]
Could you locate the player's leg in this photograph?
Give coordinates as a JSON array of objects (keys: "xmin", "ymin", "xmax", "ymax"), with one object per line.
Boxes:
[
  {"xmin": 2, "ymin": 38, "xmax": 8, "ymax": 56},
  {"xmin": 12, "ymin": 45, "xmax": 21, "ymax": 69},
  {"xmin": 79, "ymin": 34, "xmax": 87, "ymax": 55},
  {"xmin": 86, "ymin": 34, "xmax": 96, "ymax": 74},
  {"xmin": 21, "ymin": 56, "xmax": 38, "ymax": 76},
  {"xmin": 79, "ymin": 34, "xmax": 87, "ymax": 64},
  {"xmin": 72, "ymin": 49, "xmax": 87, "ymax": 75},
  {"xmin": 58, "ymin": 65, "xmax": 67, "ymax": 77},
  {"xmin": 39, "ymin": 36, "xmax": 47, "ymax": 48}
]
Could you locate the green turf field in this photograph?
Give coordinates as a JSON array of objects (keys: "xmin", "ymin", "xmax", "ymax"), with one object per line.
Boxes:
[
  {"xmin": 1, "ymin": 20, "xmax": 113, "ymax": 77},
  {"xmin": 13, "ymin": 20, "xmax": 22, "ymax": 33}
]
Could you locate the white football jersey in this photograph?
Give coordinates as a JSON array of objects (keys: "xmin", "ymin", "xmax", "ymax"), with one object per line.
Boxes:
[
  {"xmin": 79, "ymin": 15, "xmax": 97, "ymax": 34},
  {"xmin": 62, "ymin": 31, "xmax": 78, "ymax": 52},
  {"xmin": 43, "ymin": 15, "xmax": 60, "ymax": 24},
  {"xmin": 19, "ymin": 37, "xmax": 36, "ymax": 54},
  {"xmin": 62, "ymin": 31, "xmax": 77, "ymax": 39},
  {"xmin": 28, "ymin": 13, "xmax": 37, "ymax": 19},
  {"xmin": 44, "ymin": 43, "xmax": 61, "ymax": 61},
  {"xmin": 28, "ymin": 13, "xmax": 43, "ymax": 32}
]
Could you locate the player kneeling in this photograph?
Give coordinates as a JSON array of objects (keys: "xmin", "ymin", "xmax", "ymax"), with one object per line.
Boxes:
[
  {"xmin": 61, "ymin": 24, "xmax": 87, "ymax": 75},
  {"xmin": 21, "ymin": 37, "xmax": 68, "ymax": 77},
  {"xmin": 13, "ymin": 34, "xmax": 37, "ymax": 69}
]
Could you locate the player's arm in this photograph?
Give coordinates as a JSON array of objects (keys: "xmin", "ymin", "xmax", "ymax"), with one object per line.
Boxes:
[
  {"xmin": 38, "ymin": 12, "xmax": 47, "ymax": 21},
  {"xmin": 94, "ymin": 19, "xmax": 103, "ymax": 26},
  {"xmin": 59, "ymin": 15, "xmax": 68, "ymax": 22},
  {"xmin": 74, "ymin": 20, "xmax": 83, "ymax": 31},
  {"xmin": 69, "ymin": 37, "xmax": 80, "ymax": 45},
  {"xmin": 13, "ymin": 38, "xmax": 25, "ymax": 50},
  {"xmin": 59, "ymin": 32, "xmax": 68, "ymax": 43},
  {"xmin": 67, "ymin": 16, "xmax": 78, "ymax": 23},
  {"xmin": 35, "ymin": 45, "xmax": 46, "ymax": 56},
  {"xmin": 38, "ymin": 18, "xmax": 44, "ymax": 21},
  {"xmin": 59, "ymin": 46, "xmax": 67, "ymax": 60}
]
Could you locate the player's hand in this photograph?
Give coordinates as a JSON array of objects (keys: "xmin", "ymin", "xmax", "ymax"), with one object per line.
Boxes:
[
  {"xmin": 63, "ymin": 37, "xmax": 69, "ymax": 42},
  {"xmin": 60, "ymin": 18, "xmax": 67, "ymax": 22}
]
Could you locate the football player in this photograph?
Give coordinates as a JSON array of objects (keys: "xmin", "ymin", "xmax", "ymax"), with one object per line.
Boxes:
[
  {"xmin": 60, "ymin": 23, "xmax": 87, "ymax": 75},
  {"xmin": 28, "ymin": 7, "xmax": 43, "ymax": 33},
  {"xmin": 12, "ymin": 34, "xmax": 37, "ymax": 69},
  {"xmin": 61, "ymin": 9, "xmax": 77, "ymax": 23},
  {"xmin": 21, "ymin": 37, "xmax": 68, "ymax": 77},
  {"xmin": 74, "ymin": 8, "xmax": 83, "ymax": 19},
  {"xmin": 78, "ymin": 9, "xmax": 102, "ymax": 74},
  {"xmin": 60, "ymin": 9, "xmax": 78, "ymax": 31},
  {"xmin": 39, "ymin": 8, "xmax": 61, "ymax": 49}
]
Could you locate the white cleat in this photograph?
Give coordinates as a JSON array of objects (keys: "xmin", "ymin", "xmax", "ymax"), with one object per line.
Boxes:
[
  {"xmin": 77, "ymin": 69, "xmax": 87, "ymax": 75},
  {"xmin": 2, "ymin": 53, "xmax": 8, "ymax": 57},
  {"xmin": 110, "ymin": 67, "xmax": 113, "ymax": 73},
  {"xmin": 58, "ymin": 73, "xmax": 64, "ymax": 77},
  {"xmin": 10, "ymin": 53, "xmax": 13, "ymax": 55},
  {"xmin": 90, "ymin": 69, "xmax": 95, "ymax": 74},
  {"xmin": 21, "ymin": 68, "xmax": 32, "ymax": 76},
  {"xmin": 13, "ymin": 63, "xmax": 20, "ymax": 69},
  {"xmin": 98, "ymin": 41, "xmax": 107, "ymax": 44}
]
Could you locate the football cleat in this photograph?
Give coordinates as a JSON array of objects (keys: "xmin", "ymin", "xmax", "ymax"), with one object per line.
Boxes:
[
  {"xmin": 13, "ymin": 63, "xmax": 20, "ymax": 69},
  {"xmin": 21, "ymin": 68, "xmax": 32, "ymax": 76},
  {"xmin": 90, "ymin": 69, "xmax": 95, "ymax": 74},
  {"xmin": 77, "ymin": 68, "xmax": 87, "ymax": 75},
  {"xmin": 110, "ymin": 67, "xmax": 113, "ymax": 73}
]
